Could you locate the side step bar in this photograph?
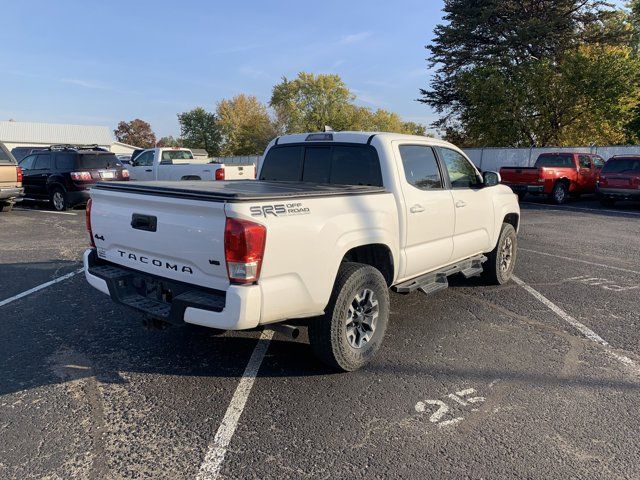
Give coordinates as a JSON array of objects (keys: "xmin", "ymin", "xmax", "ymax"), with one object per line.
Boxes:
[{"xmin": 392, "ymin": 254, "xmax": 487, "ymax": 295}]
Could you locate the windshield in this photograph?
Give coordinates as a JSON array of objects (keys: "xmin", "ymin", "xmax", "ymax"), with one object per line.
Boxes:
[
  {"xmin": 602, "ymin": 157, "xmax": 640, "ymax": 174},
  {"xmin": 534, "ymin": 154, "xmax": 574, "ymax": 168},
  {"xmin": 78, "ymin": 153, "xmax": 121, "ymax": 169}
]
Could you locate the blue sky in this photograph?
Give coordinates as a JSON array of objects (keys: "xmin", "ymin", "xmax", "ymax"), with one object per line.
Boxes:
[{"xmin": 0, "ymin": 0, "xmax": 445, "ymax": 137}]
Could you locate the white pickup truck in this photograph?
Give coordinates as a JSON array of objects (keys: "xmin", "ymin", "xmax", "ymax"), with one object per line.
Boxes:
[
  {"xmin": 128, "ymin": 147, "xmax": 253, "ymax": 181},
  {"xmin": 84, "ymin": 132, "xmax": 519, "ymax": 371}
]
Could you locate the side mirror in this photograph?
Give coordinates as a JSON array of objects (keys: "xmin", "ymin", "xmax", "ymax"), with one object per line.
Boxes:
[{"xmin": 483, "ymin": 171, "xmax": 501, "ymax": 187}]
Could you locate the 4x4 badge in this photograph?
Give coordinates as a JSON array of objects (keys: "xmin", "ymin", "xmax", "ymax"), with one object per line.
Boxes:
[{"xmin": 94, "ymin": 234, "xmax": 105, "ymax": 241}]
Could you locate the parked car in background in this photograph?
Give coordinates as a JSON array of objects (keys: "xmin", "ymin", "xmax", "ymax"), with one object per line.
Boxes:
[
  {"xmin": 500, "ymin": 152, "xmax": 604, "ymax": 204},
  {"xmin": 597, "ymin": 155, "xmax": 640, "ymax": 206},
  {"xmin": 128, "ymin": 147, "xmax": 252, "ymax": 181},
  {"xmin": 11, "ymin": 146, "xmax": 45, "ymax": 162},
  {"xmin": 116, "ymin": 154, "xmax": 132, "ymax": 165},
  {"xmin": 0, "ymin": 142, "xmax": 23, "ymax": 212},
  {"xmin": 84, "ymin": 131, "xmax": 519, "ymax": 371},
  {"xmin": 19, "ymin": 145, "xmax": 129, "ymax": 211}
]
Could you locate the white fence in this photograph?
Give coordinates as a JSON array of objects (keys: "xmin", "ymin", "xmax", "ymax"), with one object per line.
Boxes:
[
  {"xmin": 213, "ymin": 145, "xmax": 640, "ymax": 172},
  {"xmin": 464, "ymin": 145, "xmax": 640, "ymax": 171}
]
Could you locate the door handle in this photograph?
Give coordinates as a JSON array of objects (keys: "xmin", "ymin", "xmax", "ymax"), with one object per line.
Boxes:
[
  {"xmin": 455, "ymin": 200, "xmax": 467, "ymax": 208},
  {"xmin": 145, "ymin": 169, "xmax": 153, "ymax": 172},
  {"xmin": 410, "ymin": 204, "xmax": 425, "ymax": 213}
]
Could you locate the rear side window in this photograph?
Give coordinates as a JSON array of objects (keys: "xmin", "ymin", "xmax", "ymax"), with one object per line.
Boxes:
[
  {"xmin": 34, "ymin": 154, "xmax": 52, "ymax": 170},
  {"xmin": 602, "ymin": 158, "xmax": 640, "ymax": 173},
  {"xmin": 260, "ymin": 146, "xmax": 303, "ymax": 181},
  {"xmin": 260, "ymin": 144, "xmax": 382, "ymax": 186},
  {"xmin": 398, "ymin": 145, "xmax": 442, "ymax": 190},
  {"xmin": 578, "ymin": 155, "xmax": 591, "ymax": 169},
  {"xmin": 55, "ymin": 152, "xmax": 77, "ymax": 171},
  {"xmin": 78, "ymin": 153, "xmax": 120, "ymax": 169},
  {"xmin": 535, "ymin": 154, "xmax": 574, "ymax": 168},
  {"xmin": 19, "ymin": 155, "xmax": 36, "ymax": 170},
  {"xmin": 0, "ymin": 144, "xmax": 15, "ymax": 165}
]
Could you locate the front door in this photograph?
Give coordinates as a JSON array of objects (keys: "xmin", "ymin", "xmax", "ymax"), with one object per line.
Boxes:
[
  {"xmin": 395, "ymin": 143, "xmax": 455, "ymax": 280},
  {"xmin": 437, "ymin": 147, "xmax": 494, "ymax": 261},
  {"xmin": 30, "ymin": 153, "xmax": 53, "ymax": 198},
  {"xmin": 577, "ymin": 154, "xmax": 595, "ymax": 192},
  {"xmin": 128, "ymin": 150, "xmax": 155, "ymax": 181}
]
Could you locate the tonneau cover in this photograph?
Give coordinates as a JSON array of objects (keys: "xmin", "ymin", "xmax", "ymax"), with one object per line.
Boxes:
[{"xmin": 93, "ymin": 180, "xmax": 387, "ymax": 202}]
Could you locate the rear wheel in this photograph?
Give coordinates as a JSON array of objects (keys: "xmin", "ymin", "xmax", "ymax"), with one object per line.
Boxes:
[
  {"xmin": 482, "ymin": 223, "xmax": 517, "ymax": 285},
  {"xmin": 308, "ymin": 262, "xmax": 389, "ymax": 372},
  {"xmin": 550, "ymin": 182, "xmax": 568, "ymax": 205},
  {"xmin": 50, "ymin": 187, "xmax": 69, "ymax": 211}
]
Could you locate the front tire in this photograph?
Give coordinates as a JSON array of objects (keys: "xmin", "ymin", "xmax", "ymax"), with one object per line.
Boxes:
[
  {"xmin": 308, "ymin": 262, "xmax": 389, "ymax": 372},
  {"xmin": 482, "ymin": 223, "xmax": 517, "ymax": 285}
]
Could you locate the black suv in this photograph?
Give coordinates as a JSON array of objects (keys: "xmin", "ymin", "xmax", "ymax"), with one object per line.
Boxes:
[{"xmin": 18, "ymin": 145, "xmax": 129, "ymax": 211}]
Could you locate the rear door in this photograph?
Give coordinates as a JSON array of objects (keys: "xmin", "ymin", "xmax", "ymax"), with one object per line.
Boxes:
[
  {"xmin": 577, "ymin": 154, "xmax": 595, "ymax": 192},
  {"xmin": 90, "ymin": 188, "xmax": 230, "ymax": 290},
  {"xmin": 30, "ymin": 153, "xmax": 52, "ymax": 198},
  {"xmin": 395, "ymin": 143, "xmax": 455, "ymax": 278},
  {"xmin": 438, "ymin": 147, "xmax": 494, "ymax": 261}
]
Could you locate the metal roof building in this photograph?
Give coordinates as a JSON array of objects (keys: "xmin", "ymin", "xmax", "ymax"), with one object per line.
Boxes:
[{"xmin": 0, "ymin": 120, "xmax": 114, "ymax": 151}]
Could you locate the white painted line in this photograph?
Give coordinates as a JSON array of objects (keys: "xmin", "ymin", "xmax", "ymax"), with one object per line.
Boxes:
[
  {"xmin": 196, "ymin": 329, "xmax": 274, "ymax": 480},
  {"xmin": 520, "ymin": 248, "xmax": 640, "ymax": 276},
  {"xmin": 513, "ymin": 275, "xmax": 638, "ymax": 372},
  {"xmin": 521, "ymin": 202, "xmax": 640, "ymax": 217},
  {"xmin": 0, "ymin": 268, "xmax": 83, "ymax": 308},
  {"xmin": 14, "ymin": 208, "xmax": 77, "ymax": 216}
]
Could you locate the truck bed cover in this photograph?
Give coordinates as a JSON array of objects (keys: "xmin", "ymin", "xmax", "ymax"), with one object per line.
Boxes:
[{"xmin": 93, "ymin": 180, "xmax": 387, "ymax": 202}]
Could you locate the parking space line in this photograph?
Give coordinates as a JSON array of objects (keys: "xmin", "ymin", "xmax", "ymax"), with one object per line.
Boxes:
[
  {"xmin": 520, "ymin": 248, "xmax": 640, "ymax": 276},
  {"xmin": 513, "ymin": 275, "xmax": 638, "ymax": 372},
  {"xmin": 196, "ymin": 329, "xmax": 274, "ymax": 480},
  {"xmin": 0, "ymin": 268, "xmax": 83, "ymax": 308},
  {"xmin": 521, "ymin": 202, "xmax": 640, "ymax": 217},
  {"xmin": 13, "ymin": 208, "xmax": 77, "ymax": 216}
]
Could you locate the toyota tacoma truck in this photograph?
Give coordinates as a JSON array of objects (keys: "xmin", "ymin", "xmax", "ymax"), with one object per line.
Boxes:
[
  {"xmin": 128, "ymin": 147, "xmax": 252, "ymax": 181},
  {"xmin": 84, "ymin": 132, "xmax": 520, "ymax": 371},
  {"xmin": 500, "ymin": 152, "xmax": 604, "ymax": 204}
]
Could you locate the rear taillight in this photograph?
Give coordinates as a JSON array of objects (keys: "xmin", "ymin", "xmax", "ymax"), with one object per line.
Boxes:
[
  {"xmin": 599, "ymin": 175, "xmax": 607, "ymax": 187},
  {"xmin": 16, "ymin": 166, "xmax": 23, "ymax": 183},
  {"xmin": 71, "ymin": 171, "xmax": 92, "ymax": 181},
  {"xmin": 215, "ymin": 168, "xmax": 225, "ymax": 181},
  {"xmin": 224, "ymin": 217, "xmax": 266, "ymax": 284},
  {"xmin": 121, "ymin": 169, "xmax": 130, "ymax": 179},
  {"xmin": 86, "ymin": 198, "xmax": 95, "ymax": 247}
]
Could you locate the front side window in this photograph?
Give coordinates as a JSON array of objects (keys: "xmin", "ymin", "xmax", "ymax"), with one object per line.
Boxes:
[
  {"xmin": 135, "ymin": 151, "xmax": 154, "ymax": 167},
  {"xmin": 398, "ymin": 145, "xmax": 443, "ymax": 190},
  {"xmin": 438, "ymin": 147, "xmax": 480, "ymax": 188},
  {"xmin": 34, "ymin": 154, "xmax": 52, "ymax": 170}
]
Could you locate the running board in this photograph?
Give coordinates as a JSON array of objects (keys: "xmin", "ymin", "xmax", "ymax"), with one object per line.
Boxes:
[{"xmin": 393, "ymin": 254, "xmax": 487, "ymax": 295}]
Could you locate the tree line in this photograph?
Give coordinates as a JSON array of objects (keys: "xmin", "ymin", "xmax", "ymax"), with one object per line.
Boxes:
[
  {"xmin": 420, "ymin": 0, "xmax": 640, "ymax": 147},
  {"xmin": 114, "ymin": 73, "xmax": 426, "ymax": 155}
]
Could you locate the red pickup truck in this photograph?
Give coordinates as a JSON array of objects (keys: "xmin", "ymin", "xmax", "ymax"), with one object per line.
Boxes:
[{"xmin": 500, "ymin": 153, "xmax": 605, "ymax": 204}]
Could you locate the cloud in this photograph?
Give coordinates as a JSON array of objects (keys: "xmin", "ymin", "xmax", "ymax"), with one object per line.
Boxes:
[
  {"xmin": 60, "ymin": 78, "xmax": 110, "ymax": 90},
  {"xmin": 339, "ymin": 32, "xmax": 372, "ymax": 45}
]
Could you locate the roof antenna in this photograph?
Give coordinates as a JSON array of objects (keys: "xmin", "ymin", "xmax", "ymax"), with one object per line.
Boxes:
[{"xmin": 323, "ymin": 125, "xmax": 333, "ymax": 132}]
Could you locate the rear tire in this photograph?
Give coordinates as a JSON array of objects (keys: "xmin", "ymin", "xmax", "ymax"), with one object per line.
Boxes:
[
  {"xmin": 482, "ymin": 223, "xmax": 517, "ymax": 285},
  {"xmin": 308, "ymin": 262, "xmax": 389, "ymax": 372},
  {"xmin": 50, "ymin": 187, "xmax": 69, "ymax": 211},
  {"xmin": 550, "ymin": 182, "xmax": 568, "ymax": 205}
]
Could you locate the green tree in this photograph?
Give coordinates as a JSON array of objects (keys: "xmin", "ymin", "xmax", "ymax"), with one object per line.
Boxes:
[
  {"xmin": 216, "ymin": 94, "xmax": 277, "ymax": 156},
  {"xmin": 177, "ymin": 107, "xmax": 221, "ymax": 155},
  {"xmin": 156, "ymin": 135, "xmax": 182, "ymax": 147},
  {"xmin": 113, "ymin": 119, "xmax": 156, "ymax": 148},
  {"xmin": 420, "ymin": 0, "xmax": 637, "ymax": 146},
  {"xmin": 270, "ymin": 72, "xmax": 427, "ymax": 135}
]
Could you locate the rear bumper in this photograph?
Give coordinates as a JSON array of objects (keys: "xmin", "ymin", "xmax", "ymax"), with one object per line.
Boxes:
[
  {"xmin": 66, "ymin": 189, "xmax": 91, "ymax": 206},
  {"xmin": 598, "ymin": 187, "xmax": 640, "ymax": 200},
  {"xmin": 504, "ymin": 183, "xmax": 545, "ymax": 194},
  {"xmin": 0, "ymin": 187, "xmax": 24, "ymax": 202},
  {"xmin": 83, "ymin": 249, "xmax": 261, "ymax": 330}
]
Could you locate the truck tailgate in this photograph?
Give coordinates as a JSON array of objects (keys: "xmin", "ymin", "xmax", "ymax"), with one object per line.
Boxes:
[
  {"xmin": 500, "ymin": 167, "xmax": 540, "ymax": 185},
  {"xmin": 89, "ymin": 187, "xmax": 230, "ymax": 291},
  {"xmin": 221, "ymin": 164, "xmax": 254, "ymax": 180}
]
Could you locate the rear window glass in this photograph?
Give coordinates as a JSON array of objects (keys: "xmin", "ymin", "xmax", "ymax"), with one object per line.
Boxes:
[
  {"xmin": 260, "ymin": 144, "xmax": 382, "ymax": 186},
  {"xmin": 78, "ymin": 153, "xmax": 121, "ymax": 169},
  {"xmin": 535, "ymin": 154, "xmax": 574, "ymax": 168},
  {"xmin": 161, "ymin": 150, "xmax": 194, "ymax": 163},
  {"xmin": 0, "ymin": 145, "xmax": 15, "ymax": 165},
  {"xmin": 55, "ymin": 152, "xmax": 77, "ymax": 170},
  {"xmin": 602, "ymin": 157, "xmax": 640, "ymax": 173}
]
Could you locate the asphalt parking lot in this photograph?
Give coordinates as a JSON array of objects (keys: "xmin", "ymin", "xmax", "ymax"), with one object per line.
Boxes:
[{"xmin": 1, "ymin": 198, "xmax": 640, "ymax": 479}]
